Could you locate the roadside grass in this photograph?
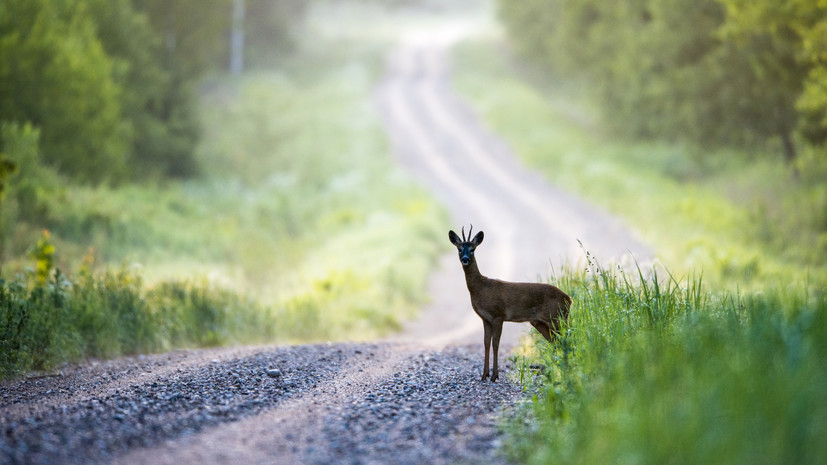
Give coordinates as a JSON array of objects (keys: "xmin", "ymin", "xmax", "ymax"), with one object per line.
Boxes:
[
  {"xmin": 506, "ymin": 256, "xmax": 827, "ymax": 465},
  {"xmin": 452, "ymin": 36, "xmax": 827, "ymax": 464},
  {"xmin": 0, "ymin": 31, "xmax": 447, "ymax": 378},
  {"xmin": 0, "ymin": 269, "xmax": 274, "ymax": 379},
  {"xmin": 452, "ymin": 38, "xmax": 827, "ymax": 291}
]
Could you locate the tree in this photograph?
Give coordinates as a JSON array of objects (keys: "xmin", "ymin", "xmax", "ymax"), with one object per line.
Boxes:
[
  {"xmin": 717, "ymin": 0, "xmax": 820, "ymax": 162},
  {"xmin": 132, "ymin": 0, "xmax": 233, "ymax": 79},
  {"xmin": 243, "ymin": 0, "xmax": 307, "ymax": 68},
  {"xmin": 497, "ymin": 0, "xmax": 827, "ymax": 163},
  {"xmin": 497, "ymin": 0, "xmax": 561, "ymax": 72},
  {"xmin": 131, "ymin": 0, "xmax": 236, "ymax": 178},
  {"xmin": 83, "ymin": 0, "xmax": 197, "ymax": 179},
  {"xmin": 0, "ymin": 0, "xmax": 312, "ymax": 183},
  {"xmin": 0, "ymin": 0, "xmax": 129, "ymax": 183},
  {"xmin": 0, "ymin": 122, "xmax": 56, "ymax": 267},
  {"xmin": 0, "ymin": 154, "xmax": 15, "ymax": 202}
]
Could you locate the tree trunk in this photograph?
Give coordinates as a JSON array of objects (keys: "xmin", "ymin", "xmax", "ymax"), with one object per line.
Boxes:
[
  {"xmin": 780, "ymin": 129, "xmax": 799, "ymax": 179},
  {"xmin": 230, "ymin": 0, "xmax": 245, "ymax": 75}
]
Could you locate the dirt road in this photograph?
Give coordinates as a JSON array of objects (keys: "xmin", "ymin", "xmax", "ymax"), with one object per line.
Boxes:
[
  {"xmin": 0, "ymin": 32, "xmax": 649, "ymax": 465},
  {"xmin": 376, "ymin": 33, "xmax": 650, "ymax": 347}
]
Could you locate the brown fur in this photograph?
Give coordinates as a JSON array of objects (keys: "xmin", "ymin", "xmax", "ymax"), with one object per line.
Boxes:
[{"xmin": 450, "ymin": 228, "xmax": 571, "ymax": 382}]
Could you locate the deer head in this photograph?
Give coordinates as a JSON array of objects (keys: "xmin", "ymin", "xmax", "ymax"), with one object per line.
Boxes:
[{"xmin": 448, "ymin": 225, "xmax": 484, "ymax": 266}]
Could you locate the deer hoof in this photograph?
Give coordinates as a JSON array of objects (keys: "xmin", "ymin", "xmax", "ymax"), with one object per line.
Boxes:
[
  {"xmin": 481, "ymin": 371, "xmax": 488, "ymax": 381},
  {"xmin": 491, "ymin": 372, "xmax": 499, "ymax": 382}
]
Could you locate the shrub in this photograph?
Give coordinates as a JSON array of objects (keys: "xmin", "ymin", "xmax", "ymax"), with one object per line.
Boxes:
[{"xmin": 0, "ymin": 267, "xmax": 277, "ymax": 379}]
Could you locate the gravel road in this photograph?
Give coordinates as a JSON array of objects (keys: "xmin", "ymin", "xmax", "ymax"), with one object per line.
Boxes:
[
  {"xmin": 376, "ymin": 30, "xmax": 650, "ymax": 348},
  {"xmin": 1, "ymin": 25, "xmax": 650, "ymax": 465},
  {"xmin": 1, "ymin": 343, "xmax": 521, "ymax": 465}
]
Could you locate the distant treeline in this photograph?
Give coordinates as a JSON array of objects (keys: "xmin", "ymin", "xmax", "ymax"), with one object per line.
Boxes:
[
  {"xmin": 0, "ymin": 0, "xmax": 305, "ymax": 184},
  {"xmin": 498, "ymin": 0, "xmax": 827, "ymax": 163}
]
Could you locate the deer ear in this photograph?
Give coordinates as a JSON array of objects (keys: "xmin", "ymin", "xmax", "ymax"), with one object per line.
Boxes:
[
  {"xmin": 471, "ymin": 231, "xmax": 484, "ymax": 246},
  {"xmin": 448, "ymin": 230, "xmax": 462, "ymax": 246}
]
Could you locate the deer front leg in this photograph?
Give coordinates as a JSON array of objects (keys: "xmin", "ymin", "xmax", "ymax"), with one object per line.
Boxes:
[
  {"xmin": 491, "ymin": 318, "xmax": 503, "ymax": 382},
  {"xmin": 482, "ymin": 319, "xmax": 492, "ymax": 380}
]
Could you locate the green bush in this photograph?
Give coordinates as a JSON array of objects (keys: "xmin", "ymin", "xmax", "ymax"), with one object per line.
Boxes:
[
  {"xmin": 147, "ymin": 279, "xmax": 275, "ymax": 349},
  {"xmin": 0, "ymin": 123, "xmax": 62, "ymax": 245},
  {"xmin": 0, "ymin": 271, "xmax": 80, "ymax": 378},
  {"xmin": 0, "ymin": 267, "xmax": 280, "ymax": 378}
]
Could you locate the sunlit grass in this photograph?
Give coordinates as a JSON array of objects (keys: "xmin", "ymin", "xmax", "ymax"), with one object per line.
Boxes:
[
  {"xmin": 0, "ymin": 268, "xmax": 278, "ymax": 378},
  {"xmin": 506, "ymin": 257, "xmax": 827, "ymax": 465},
  {"xmin": 452, "ymin": 38, "xmax": 827, "ymax": 290},
  {"xmin": 189, "ymin": 59, "xmax": 448, "ymax": 328}
]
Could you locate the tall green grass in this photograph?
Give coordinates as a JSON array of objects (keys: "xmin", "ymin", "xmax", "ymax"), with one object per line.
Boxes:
[
  {"xmin": 508, "ymin": 256, "xmax": 827, "ymax": 465},
  {"xmin": 0, "ymin": 267, "xmax": 280, "ymax": 378}
]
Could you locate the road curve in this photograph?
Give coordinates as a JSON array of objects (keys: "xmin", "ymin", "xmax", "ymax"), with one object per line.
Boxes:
[
  {"xmin": 0, "ymin": 32, "xmax": 650, "ymax": 465},
  {"xmin": 377, "ymin": 33, "xmax": 650, "ymax": 348}
]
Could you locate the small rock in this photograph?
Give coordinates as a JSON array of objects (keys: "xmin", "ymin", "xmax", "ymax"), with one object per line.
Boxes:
[{"xmin": 266, "ymin": 369, "xmax": 282, "ymax": 378}]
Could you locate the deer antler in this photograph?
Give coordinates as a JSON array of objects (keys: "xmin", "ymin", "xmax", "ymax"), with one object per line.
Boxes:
[{"xmin": 460, "ymin": 224, "xmax": 475, "ymax": 242}]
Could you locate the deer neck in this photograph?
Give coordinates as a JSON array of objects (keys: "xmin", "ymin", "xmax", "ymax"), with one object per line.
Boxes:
[{"xmin": 462, "ymin": 256, "xmax": 487, "ymax": 292}]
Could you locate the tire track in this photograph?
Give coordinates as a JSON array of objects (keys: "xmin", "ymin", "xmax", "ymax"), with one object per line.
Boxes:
[
  {"xmin": 111, "ymin": 343, "xmax": 519, "ymax": 465},
  {"xmin": 379, "ymin": 35, "xmax": 651, "ymax": 348}
]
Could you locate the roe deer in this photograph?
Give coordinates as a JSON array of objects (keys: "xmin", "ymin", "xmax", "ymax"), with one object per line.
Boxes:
[{"xmin": 449, "ymin": 225, "xmax": 571, "ymax": 382}]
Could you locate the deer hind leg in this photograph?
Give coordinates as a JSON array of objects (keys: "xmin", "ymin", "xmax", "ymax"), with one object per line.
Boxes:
[
  {"xmin": 482, "ymin": 319, "xmax": 492, "ymax": 380},
  {"xmin": 531, "ymin": 320, "xmax": 553, "ymax": 343},
  {"xmin": 491, "ymin": 319, "xmax": 503, "ymax": 382}
]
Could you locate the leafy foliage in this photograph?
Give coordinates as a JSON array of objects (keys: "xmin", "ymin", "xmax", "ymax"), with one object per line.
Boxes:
[
  {"xmin": 0, "ymin": 0, "xmax": 129, "ymax": 182},
  {"xmin": 0, "ymin": 0, "xmax": 308, "ymax": 182},
  {"xmin": 30, "ymin": 230, "xmax": 55, "ymax": 285},
  {"xmin": 719, "ymin": 0, "xmax": 827, "ymax": 152},
  {"xmin": 84, "ymin": 0, "xmax": 198, "ymax": 179},
  {"xmin": 0, "ymin": 122, "xmax": 63, "ymax": 267},
  {"xmin": 497, "ymin": 0, "xmax": 827, "ymax": 163},
  {"xmin": 0, "ymin": 153, "xmax": 16, "ymax": 201},
  {"xmin": 0, "ymin": 267, "xmax": 277, "ymax": 378},
  {"xmin": 239, "ymin": 0, "xmax": 307, "ymax": 69}
]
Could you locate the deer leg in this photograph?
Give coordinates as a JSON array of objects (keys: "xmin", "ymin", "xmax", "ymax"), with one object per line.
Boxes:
[
  {"xmin": 531, "ymin": 321, "xmax": 553, "ymax": 343},
  {"xmin": 482, "ymin": 319, "xmax": 492, "ymax": 380},
  {"xmin": 491, "ymin": 319, "xmax": 503, "ymax": 382}
]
